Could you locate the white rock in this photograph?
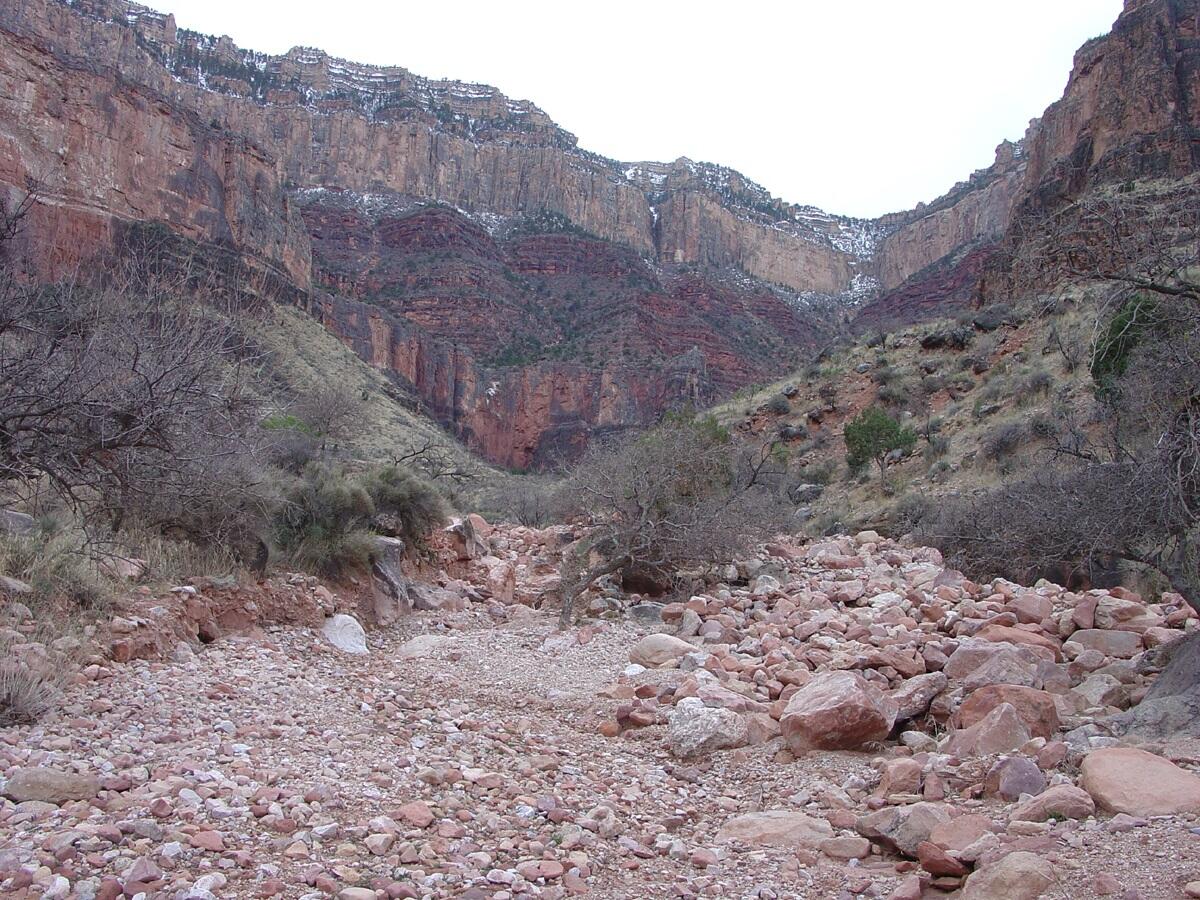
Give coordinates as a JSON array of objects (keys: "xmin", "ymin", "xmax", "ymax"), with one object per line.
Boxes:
[{"xmin": 321, "ymin": 614, "xmax": 368, "ymax": 654}]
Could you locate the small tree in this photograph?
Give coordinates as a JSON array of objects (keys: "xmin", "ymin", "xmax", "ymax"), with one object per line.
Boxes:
[
  {"xmin": 844, "ymin": 407, "xmax": 916, "ymax": 479},
  {"xmin": 555, "ymin": 415, "xmax": 788, "ymax": 627},
  {"xmin": 293, "ymin": 383, "xmax": 360, "ymax": 455}
]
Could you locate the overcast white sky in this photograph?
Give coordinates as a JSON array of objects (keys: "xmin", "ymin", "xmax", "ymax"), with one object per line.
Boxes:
[{"xmin": 158, "ymin": 0, "xmax": 1124, "ymax": 218}]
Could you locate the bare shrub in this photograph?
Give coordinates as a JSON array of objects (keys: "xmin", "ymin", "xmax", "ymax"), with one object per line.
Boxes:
[
  {"xmin": 981, "ymin": 422, "xmax": 1028, "ymax": 465},
  {"xmin": 554, "ymin": 415, "xmax": 790, "ymax": 626},
  {"xmin": 293, "ymin": 382, "xmax": 361, "ymax": 455}
]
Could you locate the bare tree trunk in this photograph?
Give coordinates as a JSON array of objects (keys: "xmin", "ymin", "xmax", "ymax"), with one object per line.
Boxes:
[{"xmin": 558, "ymin": 553, "xmax": 630, "ymax": 630}]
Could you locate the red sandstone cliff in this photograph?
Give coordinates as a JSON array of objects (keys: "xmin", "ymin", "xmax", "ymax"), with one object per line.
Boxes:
[{"xmin": 1, "ymin": 0, "xmax": 1196, "ymax": 466}]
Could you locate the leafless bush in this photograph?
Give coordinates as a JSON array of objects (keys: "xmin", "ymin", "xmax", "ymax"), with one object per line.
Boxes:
[
  {"xmin": 981, "ymin": 422, "xmax": 1028, "ymax": 465},
  {"xmin": 554, "ymin": 416, "xmax": 790, "ymax": 626},
  {"xmin": 293, "ymin": 382, "xmax": 361, "ymax": 455}
]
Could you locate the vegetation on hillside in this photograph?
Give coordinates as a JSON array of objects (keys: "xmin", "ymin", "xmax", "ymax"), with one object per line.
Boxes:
[{"xmin": 0, "ymin": 191, "xmax": 454, "ymax": 618}]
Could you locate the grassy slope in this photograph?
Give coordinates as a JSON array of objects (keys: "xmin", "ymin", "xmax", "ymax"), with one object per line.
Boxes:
[
  {"xmin": 712, "ymin": 293, "xmax": 1102, "ymax": 538},
  {"xmin": 246, "ymin": 306, "xmax": 492, "ymax": 479}
]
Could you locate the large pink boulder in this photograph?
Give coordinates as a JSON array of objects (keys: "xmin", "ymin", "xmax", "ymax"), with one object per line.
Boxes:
[
  {"xmin": 956, "ymin": 685, "xmax": 1060, "ymax": 738},
  {"xmin": 961, "ymin": 851, "xmax": 1055, "ymax": 899},
  {"xmin": 1066, "ymin": 629, "xmax": 1142, "ymax": 659},
  {"xmin": 781, "ymin": 671, "xmax": 898, "ymax": 752},
  {"xmin": 975, "ymin": 624, "xmax": 1063, "ymax": 662},
  {"xmin": 1080, "ymin": 747, "xmax": 1200, "ymax": 816}
]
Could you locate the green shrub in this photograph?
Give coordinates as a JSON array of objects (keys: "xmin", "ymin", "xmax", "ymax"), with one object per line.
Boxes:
[
  {"xmin": 845, "ymin": 407, "xmax": 917, "ymax": 478},
  {"xmin": 273, "ymin": 464, "xmax": 376, "ymax": 576},
  {"xmin": 358, "ymin": 465, "xmax": 449, "ymax": 548},
  {"xmin": 1090, "ymin": 294, "xmax": 1161, "ymax": 391},
  {"xmin": 273, "ymin": 463, "xmax": 447, "ymax": 576}
]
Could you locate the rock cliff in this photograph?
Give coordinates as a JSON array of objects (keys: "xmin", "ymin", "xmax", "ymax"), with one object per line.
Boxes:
[
  {"xmin": 978, "ymin": 0, "xmax": 1200, "ymax": 299},
  {"xmin": 301, "ymin": 199, "xmax": 831, "ymax": 468}
]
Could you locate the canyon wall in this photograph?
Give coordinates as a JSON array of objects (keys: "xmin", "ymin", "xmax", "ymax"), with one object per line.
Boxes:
[
  {"xmin": 0, "ymin": 0, "xmax": 864, "ymax": 296},
  {"xmin": 978, "ymin": 0, "xmax": 1200, "ymax": 299},
  {"xmin": 0, "ymin": 5, "xmax": 310, "ymax": 284},
  {"xmin": 2, "ymin": 0, "xmax": 1196, "ymax": 466},
  {"xmin": 873, "ymin": 141, "xmax": 1026, "ymax": 293}
]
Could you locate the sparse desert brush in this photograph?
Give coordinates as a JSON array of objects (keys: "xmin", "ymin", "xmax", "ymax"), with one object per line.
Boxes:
[
  {"xmin": 764, "ymin": 393, "xmax": 791, "ymax": 415},
  {"xmin": 0, "ymin": 630, "xmax": 74, "ymax": 726},
  {"xmin": 0, "ymin": 525, "xmax": 111, "ymax": 612},
  {"xmin": 981, "ymin": 421, "xmax": 1029, "ymax": 464}
]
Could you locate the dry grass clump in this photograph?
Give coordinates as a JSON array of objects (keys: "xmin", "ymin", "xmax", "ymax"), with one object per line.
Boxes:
[{"xmin": 0, "ymin": 629, "xmax": 74, "ymax": 727}]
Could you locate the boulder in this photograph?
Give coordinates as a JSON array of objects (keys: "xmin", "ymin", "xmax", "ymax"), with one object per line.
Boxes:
[
  {"xmin": 983, "ymin": 756, "xmax": 1045, "ymax": 801},
  {"xmin": 780, "ymin": 671, "xmax": 898, "ymax": 752},
  {"xmin": 1080, "ymin": 747, "xmax": 1200, "ymax": 816},
  {"xmin": 928, "ymin": 813, "xmax": 992, "ymax": 852},
  {"xmin": 975, "ymin": 623, "xmax": 1063, "ymax": 661},
  {"xmin": 0, "ymin": 509, "xmax": 36, "ymax": 534},
  {"xmin": 1009, "ymin": 784, "xmax": 1095, "ymax": 822},
  {"xmin": 2, "ymin": 768, "xmax": 99, "ymax": 804},
  {"xmin": 715, "ymin": 810, "xmax": 833, "ymax": 849},
  {"xmin": 1007, "ymin": 594, "xmax": 1053, "ymax": 625},
  {"xmin": 486, "ymin": 562, "xmax": 516, "ymax": 605},
  {"xmin": 889, "ymin": 672, "xmax": 948, "ymax": 720},
  {"xmin": 444, "ymin": 517, "xmax": 487, "ymax": 560},
  {"xmin": 878, "ymin": 757, "xmax": 923, "ymax": 797},
  {"xmin": 856, "ymin": 802, "xmax": 952, "ymax": 857},
  {"xmin": 944, "ymin": 639, "xmax": 1044, "ymax": 688},
  {"xmin": 917, "ymin": 841, "xmax": 969, "ymax": 877},
  {"xmin": 0, "ymin": 575, "xmax": 32, "ymax": 598},
  {"xmin": 667, "ymin": 698, "xmax": 748, "ymax": 759},
  {"xmin": 961, "ymin": 851, "xmax": 1055, "ymax": 900},
  {"xmin": 944, "ymin": 702, "xmax": 1031, "ymax": 756},
  {"xmin": 321, "ymin": 614, "xmax": 368, "ymax": 655},
  {"xmin": 1071, "ymin": 673, "xmax": 1128, "ymax": 710},
  {"xmin": 957, "ymin": 685, "xmax": 1059, "ymax": 738},
  {"xmin": 1094, "ymin": 595, "xmax": 1161, "ymax": 632},
  {"xmin": 1067, "ymin": 629, "xmax": 1142, "ymax": 659},
  {"xmin": 629, "ymin": 634, "xmax": 695, "ymax": 668}
]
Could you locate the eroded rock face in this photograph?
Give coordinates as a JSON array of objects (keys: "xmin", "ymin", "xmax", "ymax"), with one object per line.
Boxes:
[
  {"xmin": 0, "ymin": 4, "xmax": 310, "ymax": 286},
  {"xmin": 306, "ymin": 207, "xmax": 828, "ymax": 468},
  {"xmin": 978, "ymin": 0, "xmax": 1200, "ymax": 302},
  {"xmin": 4, "ymin": 0, "xmax": 1199, "ymax": 467}
]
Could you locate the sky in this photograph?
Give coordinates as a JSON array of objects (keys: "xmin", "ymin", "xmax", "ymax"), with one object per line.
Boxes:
[{"xmin": 157, "ymin": 0, "xmax": 1125, "ymax": 219}]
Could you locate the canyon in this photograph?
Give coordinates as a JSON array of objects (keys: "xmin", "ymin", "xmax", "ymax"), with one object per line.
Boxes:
[{"xmin": 0, "ymin": 0, "xmax": 1197, "ymax": 465}]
